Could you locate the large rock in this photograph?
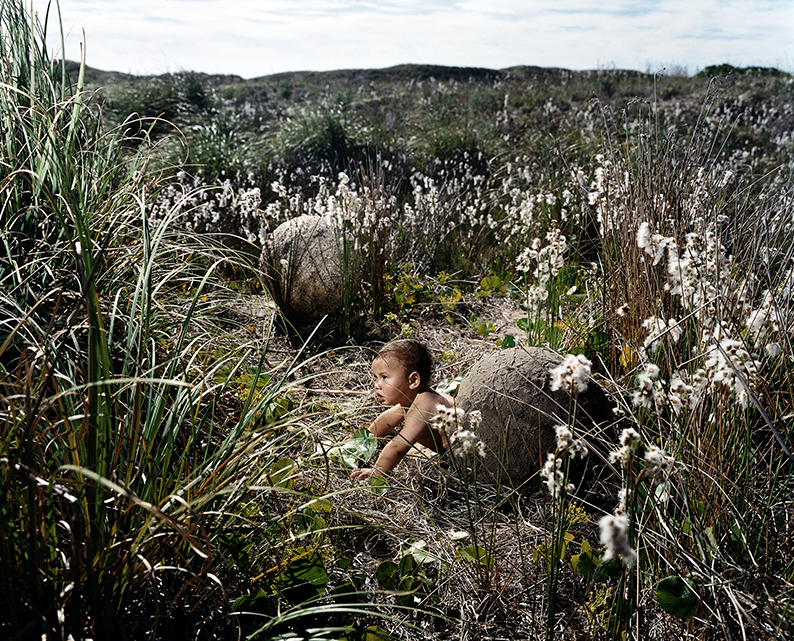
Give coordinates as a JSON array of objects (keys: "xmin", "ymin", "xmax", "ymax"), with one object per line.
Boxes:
[
  {"xmin": 455, "ymin": 346, "xmax": 614, "ymax": 488},
  {"xmin": 262, "ymin": 215, "xmax": 345, "ymax": 322}
]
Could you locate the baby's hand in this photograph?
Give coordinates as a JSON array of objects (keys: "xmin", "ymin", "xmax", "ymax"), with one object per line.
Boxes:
[{"xmin": 350, "ymin": 467, "xmax": 382, "ymax": 482}]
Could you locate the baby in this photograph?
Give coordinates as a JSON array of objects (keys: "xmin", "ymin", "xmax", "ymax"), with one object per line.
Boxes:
[{"xmin": 350, "ymin": 339, "xmax": 455, "ymax": 481}]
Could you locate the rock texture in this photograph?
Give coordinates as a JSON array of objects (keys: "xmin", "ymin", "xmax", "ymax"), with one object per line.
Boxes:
[
  {"xmin": 455, "ymin": 346, "xmax": 614, "ymax": 488},
  {"xmin": 262, "ymin": 215, "xmax": 344, "ymax": 322}
]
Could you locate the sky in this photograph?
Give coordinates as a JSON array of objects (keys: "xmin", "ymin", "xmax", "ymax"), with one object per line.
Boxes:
[{"xmin": 48, "ymin": 0, "xmax": 794, "ymax": 79}]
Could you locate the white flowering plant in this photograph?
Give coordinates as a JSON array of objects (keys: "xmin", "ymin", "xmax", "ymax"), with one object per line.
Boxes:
[
  {"xmin": 432, "ymin": 405, "xmax": 487, "ymax": 463},
  {"xmin": 535, "ymin": 355, "xmax": 595, "ymax": 635}
]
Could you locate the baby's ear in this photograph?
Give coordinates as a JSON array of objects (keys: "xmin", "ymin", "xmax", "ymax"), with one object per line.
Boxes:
[{"xmin": 408, "ymin": 371, "xmax": 421, "ymax": 390}]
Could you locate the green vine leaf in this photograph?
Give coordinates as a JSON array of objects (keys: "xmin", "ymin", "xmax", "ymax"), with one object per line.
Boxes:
[
  {"xmin": 280, "ymin": 548, "xmax": 328, "ymax": 605},
  {"xmin": 436, "ymin": 375, "xmax": 462, "ymax": 396},
  {"xmin": 455, "ymin": 545, "xmax": 494, "ymax": 571},
  {"xmin": 369, "ymin": 474, "xmax": 388, "ymax": 496},
  {"xmin": 656, "ymin": 576, "xmax": 699, "ymax": 619},
  {"xmin": 269, "ymin": 457, "xmax": 298, "ymax": 489},
  {"xmin": 375, "ymin": 560, "xmax": 399, "ymax": 590},
  {"xmin": 329, "ymin": 428, "xmax": 377, "ymax": 469},
  {"xmin": 499, "ymin": 334, "xmax": 516, "ymax": 349}
]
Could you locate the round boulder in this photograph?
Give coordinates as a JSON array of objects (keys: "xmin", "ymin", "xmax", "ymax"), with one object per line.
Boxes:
[
  {"xmin": 455, "ymin": 346, "xmax": 614, "ymax": 489},
  {"xmin": 262, "ymin": 215, "xmax": 345, "ymax": 322}
]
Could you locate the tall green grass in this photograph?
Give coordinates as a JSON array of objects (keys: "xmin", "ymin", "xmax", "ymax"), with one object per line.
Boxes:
[{"xmin": 0, "ymin": 3, "xmax": 368, "ymax": 637}]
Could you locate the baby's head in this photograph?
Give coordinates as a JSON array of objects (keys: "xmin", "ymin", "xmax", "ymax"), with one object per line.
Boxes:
[{"xmin": 375, "ymin": 339, "xmax": 433, "ymax": 388}]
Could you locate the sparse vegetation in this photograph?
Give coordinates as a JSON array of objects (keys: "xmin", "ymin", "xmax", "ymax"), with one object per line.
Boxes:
[{"xmin": 3, "ymin": 1, "xmax": 794, "ymax": 639}]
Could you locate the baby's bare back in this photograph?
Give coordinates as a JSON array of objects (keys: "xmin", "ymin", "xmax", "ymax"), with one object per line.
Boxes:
[{"xmin": 410, "ymin": 387, "xmax": 455, "ymax": 453}]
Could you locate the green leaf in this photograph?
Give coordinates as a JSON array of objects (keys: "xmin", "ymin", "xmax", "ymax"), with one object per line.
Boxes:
[
  {"xmin": 397, "ymin": 575, "xmax": 425, "ymax": 606},
  {"xmin": 269, "ymin": 458, "xmax": 298, "ymax": 489},
  {"xmin": 439, "ymin": 287, "xmax": 462, "ymax": 310},
  {"xmin": 370, "ymin": 474, "xmax": 388, "ymax": 496},
  {"xmin": 516, "ymin": 317, "xmax": 532, "ymax": 333},
  {"xmin": 405, "ymin": 539, "xmax": 431, "ymax": 563},
  {"xmin": 312, "ymin": 515, "xmax": 327, "ymax": 533},
  {"xmin": 656, "ymin": 576, "xmax": 699, "ymax": 619},
  {"xmin": 331, "ymin": 580, "xmax": 361, "ymax": 605},
  {"xmin": 307, "ymin": 497, "xmax": 333, "ymax": 513},
  {"xmin": 534, "ymin": 531, "xmax": 574, "ymax": 566},
  {"xmin": 703, "ymin": 526, "xmax": 718, "ymax": 562},
  {"xmin": 599, "ymin": 556, "xmax": 624, "ymax": 578},
  {"xmin": 280, "ymin": 548, "xmax": 328, "ymax": 605},
  {"xmin": 455, "ymin": 545, "xmax": 494, "ymax": 571},
  {"xmin": 570, "ymin": 552, "xmax": 594, "ymax": 578},
  {"xmin": 232, "ymin": 587, "xmax": 269, "ymax": 612},
  {"xmin": 292, "ymin": 508, "xmax": 328, "ymax": 536},
  {"xmin": 329, "ymin": 428, "xmax": 377, "ymax": 469},
  {"xmin": 569, "ymin": 540, "xmax": 619, "ymax": 581},
  {"xmin": 351, "ymin": 571, "xmax": 366, "ymax": 590},
  {"xmin": 363, "ymin": 627, "xmax": 391, "ymax": 640},
  {"xmin": 263, "ymin": 394, "xmax": 292, "ymax": 424},
  {"xmin": 398, "ymin": 553, "xmax": 418, "ymax": 577},
  {"xmin": 475, "ymin": 321, "xmax": 495, "ymax": 337},
  {"xmin": 336, "ymin": 554, "xmax": 353, "ymax": 571},
  {"xmin": 570, "ymin": 544, "xmax": 601, "ymax": 580},
  {"xmin": 499, "ymin": 334, "xmax": 516, "ymax": 349},
  {"xmin": 375, "ymin": 560, "xmax": 399, "ymax": 590},
  {"xmin": 436, "ymin": 375, "xmax": 462, "ymax": 395},
  {"xmin": 338, "ymin": 623, "xmax": 392, "ymax": 640},
  {"xmin": 587, "ymin": 327, "xmax": 610, "ymax": 353},
  {"xmin": 560, "ymin": 531, "xmax": 575, "ymax": 558}
]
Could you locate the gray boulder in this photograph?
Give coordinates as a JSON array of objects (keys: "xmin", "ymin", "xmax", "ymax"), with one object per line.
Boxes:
[
  {"xmin": 262, "ymin": 215, "xmax": 346, "ymax": 322},
  {"xmin": 455, "ymin": 346, "xmax": 614, "ymax": 488}
]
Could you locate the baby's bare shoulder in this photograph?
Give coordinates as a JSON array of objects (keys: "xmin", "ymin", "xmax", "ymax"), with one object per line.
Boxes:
[{"xmin": 413, "ymin": 388, "xmax": 454, "ymax": 414}]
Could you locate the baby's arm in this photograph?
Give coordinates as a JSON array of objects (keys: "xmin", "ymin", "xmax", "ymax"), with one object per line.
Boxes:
[
  {"xmin": 351, "ymin": 405, "xmax": 433, "ymax": 481},
  {"xmin": 367, "ymin": 404, "xmax": 404, "ymax": 437},
  {"xmin": 350, "ymin": 405, "xmax": 405, "ymax": 480},
  {"xmin": 350, "ymin": 432, "xmax": 413, "ymax": 481}
]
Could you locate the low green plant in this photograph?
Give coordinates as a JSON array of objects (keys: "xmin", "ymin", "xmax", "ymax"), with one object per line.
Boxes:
[
  {"xmin": 375, "ymin": 550, "xmax": 435, "ymax": 608},
  {"xmin": 475, "ymin": 274, "xmax": 510, "ymax": 298},
  {"xmin": 392, "ymin": 264, "xmax": 430, "ymax": 317},
  {"xmin": 470, "ymin": 315, "xmax": 495, "ymax": 338},
  {"xmin": 328, "ymin": 428, "xmax": 377, "ymax": 469}
]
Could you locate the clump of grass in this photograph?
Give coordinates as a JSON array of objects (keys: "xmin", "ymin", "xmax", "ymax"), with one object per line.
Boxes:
[{"xmin": 104, "ymin": 70, "xmax": 214, "ymax": 138}]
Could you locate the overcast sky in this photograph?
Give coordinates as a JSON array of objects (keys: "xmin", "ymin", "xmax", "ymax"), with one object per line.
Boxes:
[{"xmin": 50, "ymin": 1, "xmax": 793, "ymax": 79}]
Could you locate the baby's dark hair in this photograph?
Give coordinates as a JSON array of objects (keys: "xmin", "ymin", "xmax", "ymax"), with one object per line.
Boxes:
[{"xmin": 377, "ymin": 339, "xmax": 433, "ymax": 386}]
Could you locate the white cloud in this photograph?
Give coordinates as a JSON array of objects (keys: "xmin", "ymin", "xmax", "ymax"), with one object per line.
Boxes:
[{"xmin": 50, "ymin": 0, "xmax": 793, "ymax": 77}]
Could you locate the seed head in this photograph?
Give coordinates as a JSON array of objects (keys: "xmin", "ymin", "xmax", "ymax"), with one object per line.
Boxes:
[
  {"xmin": 549, "ymin": 354, "xmax": 592, "ymax": 394},
  {"xmin": 643, "ymin": 445, "xmax": 675, "ymax": 486},
  {"xmin": 599, "ymin": 513, "xmax": 636, "ymax": 566}
]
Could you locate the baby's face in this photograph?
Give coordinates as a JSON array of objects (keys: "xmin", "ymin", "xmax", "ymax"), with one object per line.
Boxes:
[{"xmin": 371, "ymin": 356, "xmax": 413, "ymax": 406}]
